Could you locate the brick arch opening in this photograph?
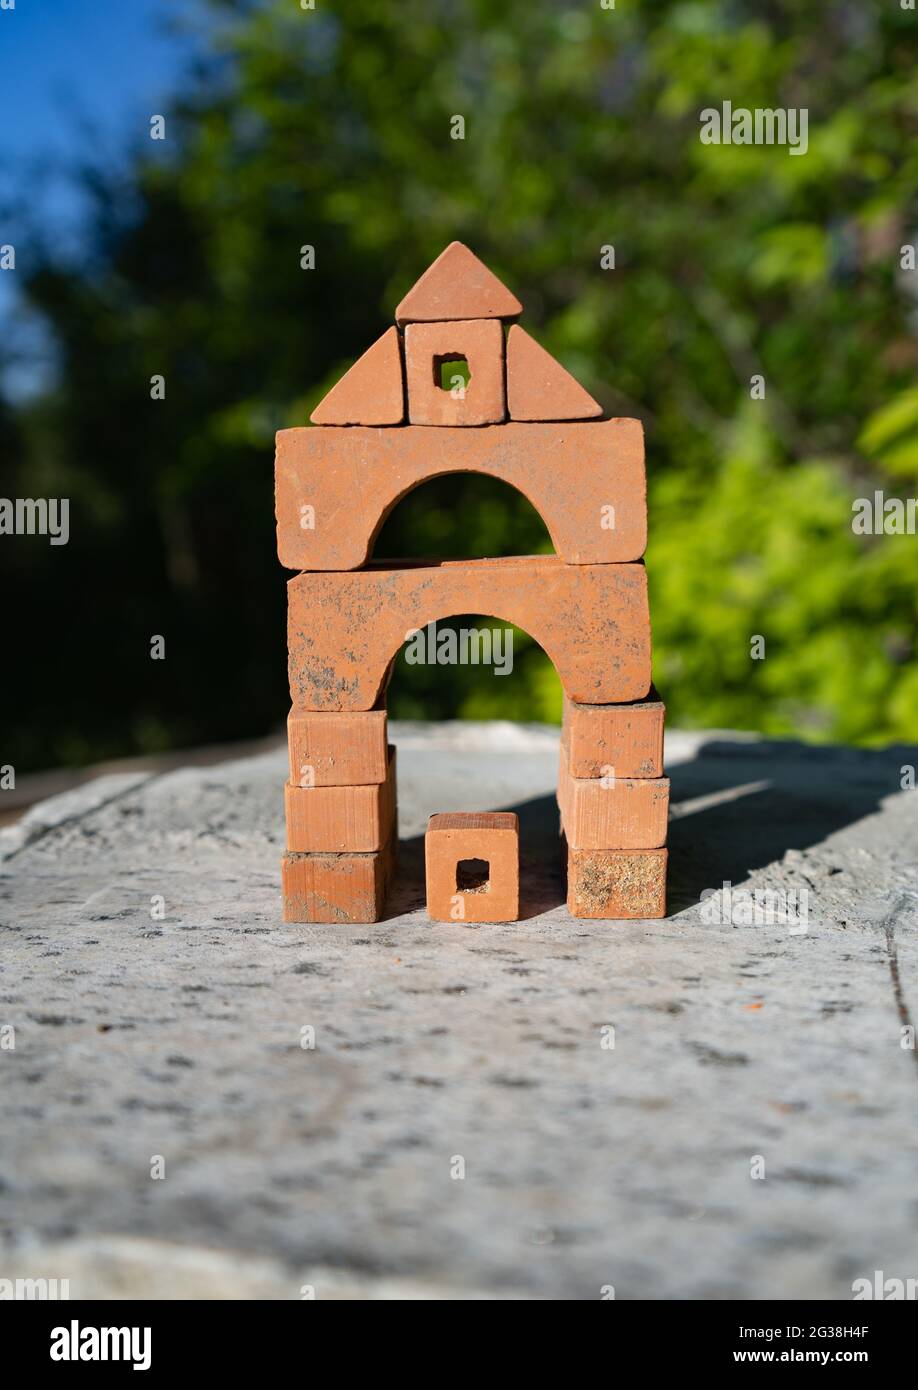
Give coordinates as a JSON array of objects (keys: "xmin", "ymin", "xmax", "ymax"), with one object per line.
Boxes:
[{"xmin": 371, "ymin": 471, "xmax": 555, "ymax": 563}]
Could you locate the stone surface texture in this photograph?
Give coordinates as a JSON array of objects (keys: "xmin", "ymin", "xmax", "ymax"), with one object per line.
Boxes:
[{"xmin": 1, "ymin": 721, "xmax": 917, "ymax": 1300}]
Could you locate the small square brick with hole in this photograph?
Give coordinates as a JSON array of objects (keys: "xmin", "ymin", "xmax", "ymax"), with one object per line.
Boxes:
[
  {"xmin": 425, "ymin": 811, "xmax": 519, "ymax": 923},
  {"xmin": 404, "ymin": 318, "xmax": 506, "ymax": 426}
]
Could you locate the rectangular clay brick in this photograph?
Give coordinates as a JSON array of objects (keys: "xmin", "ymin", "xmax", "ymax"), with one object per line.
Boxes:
[
  {"xmin": 558, "ymin": 746, "xmax": 669, "ymax": 849},
  {"xmin": 275, "ymin": 419, "xmax": 646, "ymax": 570},
  {"xmin": 285, "ymin": 746, "xmax": 396, "ymax": 852},
  {"xmin": 565, "ymin": 838, "xmax": 667, "ymax": 920},
  {"xmin": 282, "ymin": 835, "xmax": 397, "ymax": 924},
  {"xmin": 287, "ymin": 707, "xmax": 388, "ymax": 787},
  {"xmin": 562, "ymin": 690, "xmax": 665, "ymax": 779},
  {"xmin": 425, "ymin": 812, "xmax": 519, "ymax": 923}
]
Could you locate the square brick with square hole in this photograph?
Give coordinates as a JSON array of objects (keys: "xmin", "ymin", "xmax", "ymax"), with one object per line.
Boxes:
[
  {"xmin": 425, "ymin": 811, "xmax": 519, "ymax": 922},
  {"xmin": 405, "ymin": 319, "xmax": 506, "ymax": 426}
]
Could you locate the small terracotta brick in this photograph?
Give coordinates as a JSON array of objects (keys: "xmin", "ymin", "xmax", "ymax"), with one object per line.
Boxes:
[
  {"xmin": 425, "ymin": 811, "xmax": 519, "ymax": 923},
  {"xmin": 395, "ymin": 241, "xmax": 522, "ymax": 325},
  {"xmin": 310, "ymin": 327, "xmax": 405, "ymax": 426},
  {"xmin": 285, "ymin": 746, "xmax": 396, "ymax": 852},
  {"xmin": 506, "ymin": 325, "xmax": 603, "ymax": 421},
  {"xmin": 287, "ymin": 556, "xmax": 652, "ymax": 711},
  {"xmin": 405, "ymin": 319, "xmax": 506, "ymax": 426},
  {"xmin": 562, "ymin": 690, "xmax": 665, "ymax": 779},
  {"xmin": 276, "ymin": 418, "xmax": 646, "ymax": 570},
  {"xmin": 287, "ymin": 707, "xmax": 388, "ymax": 787},
  {"xmin": 558, "ymin": 747, "xmax": 669, "ymax": 849},
  {"xmin": 565, "ymin": 838, "xmax": 667, "ymax": 920},
  {"xmin": 282, "ymin": 835, "xmax": 397, "ymax": 924}
]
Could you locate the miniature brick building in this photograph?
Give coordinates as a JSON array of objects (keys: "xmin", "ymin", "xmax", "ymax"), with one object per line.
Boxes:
[{"xmin": 275, "ymin": 242, "xmax": 668, "ymax": 923}]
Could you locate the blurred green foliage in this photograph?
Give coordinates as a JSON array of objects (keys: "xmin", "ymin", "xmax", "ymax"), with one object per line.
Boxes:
[{"xmin": 2, "ymin": 0, "xmax": 917, "ymax": 770}]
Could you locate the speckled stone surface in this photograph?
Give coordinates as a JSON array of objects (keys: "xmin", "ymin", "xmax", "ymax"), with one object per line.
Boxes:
[{"xmin": 1, "ymin": 722, "xmax": 917, "ymax": 1300}]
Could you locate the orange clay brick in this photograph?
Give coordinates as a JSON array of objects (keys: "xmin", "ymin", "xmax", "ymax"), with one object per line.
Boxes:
[
  {"xmin": 395, "ymin": 241, "xmax": 522, "ymax": 325},
  {"xmin": 565, "ymin": 838, "xmax": 667, "ymax": 920},
  {"xmin": 309, "ymin": 326, "xmax": 405, "ymax": 426},
  {"xmin": 281, "ymin": 835, "xmax": 397, "ymax": 924},
  {"xmin": 287, "ymin": 707, "xmax": 388, "ymax": 787},
  {"xmin": 275, "ymin": 418, "xmax": 646, "ymax": 571},
  {"xmin": 562, "ymin": 690, "xmax": 665, "ymax": 779},
  {"xmin": 506, "ymin": 324, "xmax": 602, "ymax": 421},
  {"xmin": 405, "ymin": 318, "xmax": 506, "ymax": 426},
  {"xmin": 425, "ymin": 811, "xmax": 519, "ymax": 924},
  {"xmin": 287, "ymin": 556, "xmax": 652, "ymax": 711},
  {"xmin": 558, "ymin": 746, "xmax": 669, "ymax": 850},
  {"xmin": 285, "ymin": 746, "xmax": 396, "ymax": 852}
]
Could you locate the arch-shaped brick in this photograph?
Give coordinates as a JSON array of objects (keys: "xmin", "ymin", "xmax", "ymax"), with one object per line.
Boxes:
[
  {"xmin": 276, "ymin": 419, "xmax": 645, "ymax": 570},
  {"xmin": 287, "ymin": 555, "xmax": 651, "ymax": 711}
]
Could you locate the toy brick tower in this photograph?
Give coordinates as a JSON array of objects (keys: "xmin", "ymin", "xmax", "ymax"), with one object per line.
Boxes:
[{"xmin": 275, "ymin": 243, "xmax": 669, "ymax": 924}]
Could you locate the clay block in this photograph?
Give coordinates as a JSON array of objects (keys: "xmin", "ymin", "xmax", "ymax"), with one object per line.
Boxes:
[
  {"xmin": 558, "ymin": 748, "xmax": 669, "ymax": 849},
  {"xmin": 506, "ymin": 325, "xmax": 603, "ymax": 421},
  {"xmin": 565, "ymin": 838, "xmax": 667, "ymax": 920},
  {"xmin": 282, "ymin": 835, "xmax": 397, "ymax": 924},
  {"xmin": 395, "ymin": 241, "xmax": 522, "ymax": 325},
  {"xmin": 310, "ymin": 327, "xmax": 404, "ymax": 426},
  {"xmin": 287, "ymin": 556, "xmax": 652, "ymax": 711},
  {"xmin": 425, "ymin": 812, "xmax": 519, "ymax": 923},
  {"xmin": 288, "ymin": 707, "xmax": 388, "ymax": 786},
  {"xmin": 276, "ymin": 418, "xmax": 646, "ymax": 570},
  {"xmin": 405, "ymin": 319, "xmax": 506, "ymax": 426},
  {"xmin": 285, "ymin": 747, "xmax": 396, "ymax": 852},
  {"xmin": 562, "ymin": 690, "xmax": 665, "ymax": 779}
]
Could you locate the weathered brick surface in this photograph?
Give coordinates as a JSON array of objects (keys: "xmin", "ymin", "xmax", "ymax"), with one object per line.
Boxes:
[
  {"xmin": 395, "ymin": 241, "xmax": 522, "ymax": 325},
  {"xmin": 425, "ymin": 811, "xmax": 519, "ymax": 923},
  {"xmin": 287, "ymin": 707, "xmax": 388, "ymax": 786},
  {"xmin": 284, "ymin": 747, "xmax": 396, "ymax": 851},
  {"xmin": 506, "ymin": 325, "xmax": 602, "ymax": 421},
  {"xmin": 287, "ymin": 556, "xmax": 652, "ymax": 711},
  {"xmin": 405, "ymin": 318, "xmax": 506, "ymax": 426},
  {"xmin": 558, "ymin": 747, "xmax": 669, "ymax": 849},
  {"xmin": 562, "ymin": 690, "xmax": 665, "ymax": 778},
  {"xmin": 309, "ymin": 327, "xmax": 405, "ymax": 426},
  {"xmin": 565, "ymin": 838, "xmax": 668, "ymax": 920},
  {"xmin": 281, "ymin": 835, "xmax": 396, "ymax": 923},
  {"xmin": 276, "ymin": 418, "xmax": 646, "ymax": 570}
]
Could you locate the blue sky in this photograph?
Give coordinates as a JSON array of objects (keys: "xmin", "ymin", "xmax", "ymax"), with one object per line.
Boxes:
[
  {"xmin": 1, "ymin": 0, "xmax": 197, "ymax": 227},
  {"xmin": 1, "ymin": 0, "xmax": 200, "ymax": 390}
]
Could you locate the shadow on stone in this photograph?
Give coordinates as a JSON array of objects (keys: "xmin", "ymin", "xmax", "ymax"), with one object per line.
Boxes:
[{"xmin": 667, "ymin": 737, "xmax": 915, "ymax": 914}]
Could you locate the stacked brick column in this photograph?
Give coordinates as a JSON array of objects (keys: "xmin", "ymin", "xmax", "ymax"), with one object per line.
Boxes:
[{"xmin": 275, "ymin": 242, "xmax": 667, "ymax": 923}]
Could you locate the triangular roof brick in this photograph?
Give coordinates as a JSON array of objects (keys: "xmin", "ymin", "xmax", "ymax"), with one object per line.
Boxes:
[
  {"xmin": 310, "ymin": 327, "xmax": 405, "ymax": 426},
  {"xmin": 395, "ymin": 242, "xmax": 522, "ymax": 326},
  {"xmin": 506, "ymin": 325, "xmax": 603, "ymax": 421}
]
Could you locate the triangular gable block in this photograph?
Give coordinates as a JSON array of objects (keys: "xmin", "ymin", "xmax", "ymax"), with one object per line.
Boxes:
[
  {"xmin": 506, "ymin": 325, "xmax": 603, "ymax": 421},
  {"xmin": 395, "ymin": 242, "xmax": 522, "ymax": 326},
  {"xmin": 310, "ymin": 327, "xmax": 405, "ymax": 426}
]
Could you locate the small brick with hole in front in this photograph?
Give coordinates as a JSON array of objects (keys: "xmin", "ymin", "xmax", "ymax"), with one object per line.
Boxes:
[{"xmin": 425, "ymin": 811, "xmax": 519, "ymax": 923}]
